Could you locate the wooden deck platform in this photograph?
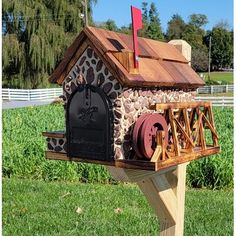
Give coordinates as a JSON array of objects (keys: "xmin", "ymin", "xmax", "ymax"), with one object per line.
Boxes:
[{"xmin": 46, "ymin": 145, "xmax": 220, "ymax": 172}]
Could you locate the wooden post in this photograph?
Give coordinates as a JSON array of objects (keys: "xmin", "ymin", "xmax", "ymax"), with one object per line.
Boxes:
[{"xmin": 107, "ymin": 163, "xmax": 188, "ymax": 236}]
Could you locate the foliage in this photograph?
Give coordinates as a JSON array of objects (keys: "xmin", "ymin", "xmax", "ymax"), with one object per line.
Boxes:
[
  {"xmin": 146, "ymin": 2, "xmax": 164, "ymax": 40},
  {"xmin": 2, "ymin": 0, "xmax": 96, "ymax": 89},
  {"xmin": 141, "ymin": 1, "xmax": 149, "ymax": 36},
  {"xmin": 202, "ymin": 72, "xmax": 233, "ymax": 85},
  {"xmin": 3, "ymin": 178, "xmax": 233, "ymax": 235},
  {"xmin": 138, "ymin": 2, "xmax": 164, "ymax": 40},
  {"xmin": 210, "ymin": 25, "xmax": 233, "ymax": 70},
  {"xmin": 119, "ymin": 25, "xmax": 132, "ymax": 35},
  {"xmin": 182, "ymin": 22, "xmax": 206, "ymax": 49},
  {"xmin": 98, "ymin": 19, "xmax": 118, "ymax": 32},
  {"xmin": 165, "ymin": 13, "xmax": 210, "ymax": 72},
  {"xmin": 3, "ymin": 1, "xmax": 233, "ymax": 86},
  {"xmin": 165, "ymin": 13, "xmax": 232, "ymax": 72},
  {"xmin": 166, "ymin": 14, "xmax": 186, "ymax": 40},
  {"xmin": 187, "ymin": 108, "xmax": 233, "ymax": 189},
  {"xmin": 191, "ymin": 46, "xmax": 208, "ymax": 72},
  {"xmin": 2, "ymin": 104, "xmax": 113, "ymax": 183},
  {"xmin": 2, "ymin": 104, "xmax": 233, "ymax": 189},
  {"xmin": 204, "ymin": 79, "xmax": 222, "ymax": 85},
  {"xmin": 189, "ymin": 14, "xmax": 208, "ymax": 28}
]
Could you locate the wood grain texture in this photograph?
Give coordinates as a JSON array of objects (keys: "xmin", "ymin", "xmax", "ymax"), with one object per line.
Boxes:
[
  {"xmin": 169, "ymin": 109, "xmax": 180, "ymax": 156},
  {"xmin": 208, "ymin": 105, "xmax": 219, "ymax": 146},
  {"xmin": 151, "ymin": 101, "xmax": 211, "ymax": 110},
  {"xmin": 106, "ymin": 163, "xmax": 189, "ymax": 235},
  {"xmin": 159, "ymin": 164, "xmax": 187, "ymax": 236},
  {"xmin": 183, "ymin": 108, "xmax": 192, "ymax": 150},
  {"xmin": 49, "ymin": 26, "xmax": 204, "ymax": 88},
  {"xmin": 113, "ymin": 51, "xmax": 139, "ymax": 74},
  {"xmin": 45, "ymin": 101, "xmax": 219, "ymax": 172},
  {"xmin": 106, "ymin": 166, "xmax": 176, "ymax": 182},
  {"xmin": 57, "ymin": 41, "xmax": 89, "ymax": 84},
  {"xmin": 138, "ymin": 176, "xmax": 176, "ymax": 224},
  {"xmin": 42, "ymin": 131, "xmax": 65, "ymax": 138},
  {"xmin": 106, "ymin": 164, "xmax": 188, "ymax": 235},
  {"xmin": 46, "ymin": 145, "xmax": 219, "ymax": 171},
  {"xmin": 49, "ymin": 32, "xmax": 86, "ymax": 84}
]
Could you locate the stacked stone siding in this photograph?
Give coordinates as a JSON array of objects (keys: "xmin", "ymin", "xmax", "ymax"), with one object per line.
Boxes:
[
  {"xmin": 58, "ymin": 46, "xmax": 196, "ymax": 159},
  {"xmin": 47, "ymin": 137, "xmax": 66, "ymax": 153}
]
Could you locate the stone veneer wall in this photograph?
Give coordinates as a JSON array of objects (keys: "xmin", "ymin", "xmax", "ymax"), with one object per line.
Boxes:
[
  {"xmin": 59, "ymin": 46, "xmax": 196, "ymax": 160},
  {"xmin": 113, "ymin": 88, "xmax": 196, "ymax": 159},
  {"xmin": 47, "ymin": 137, "xmax": 66, "ymax": 153}
]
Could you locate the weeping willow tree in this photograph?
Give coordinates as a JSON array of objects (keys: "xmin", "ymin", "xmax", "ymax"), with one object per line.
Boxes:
[{"xmin": 2, "ymin": 0, "xmax": 96, "ymax": 88}]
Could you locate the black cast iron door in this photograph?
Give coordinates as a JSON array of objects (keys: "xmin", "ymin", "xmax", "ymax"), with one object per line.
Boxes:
[{"xmin": 67, "ymin": 85, "xmax": 113, "ymax": 161}]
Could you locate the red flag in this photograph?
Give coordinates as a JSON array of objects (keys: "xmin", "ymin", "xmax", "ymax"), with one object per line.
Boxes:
[{"xmin": 131, "ymin": 6, "xmax": 143, "ymax": 68}]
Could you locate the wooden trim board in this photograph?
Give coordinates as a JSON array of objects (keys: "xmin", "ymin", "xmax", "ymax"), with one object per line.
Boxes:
[
  {"xmin": 42, "ymin": 131, "xmax": 65, "ymax": 138},
  {"xmin": 46, "ymin": 145, "xmax": 219, "ymax": 171}
]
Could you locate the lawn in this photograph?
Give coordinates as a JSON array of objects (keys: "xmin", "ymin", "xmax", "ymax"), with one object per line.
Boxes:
[
  {"xmin": 201, "ymin": 72, "xmax": 233, "ymax": 84},
  {"xmin": 3, "ymin": 178, "xmax": 233, "ymax": 236},
  {"xmin": 2, "ymin": 104, "xmax": 233, "ymax": 189}
]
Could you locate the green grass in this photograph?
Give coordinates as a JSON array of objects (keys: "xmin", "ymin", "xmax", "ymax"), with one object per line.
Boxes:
[
  {"xmin": 2, "ymin": 178, "xmax": 233, "ymax": 236},
  {"xmin": 2, "ymin": 103, "xmax": 113, "ymax": 183},
  {"xmin": 187, "ymin": 107, "xmax": 233, "ymax": 189},
  {"xmin": 2, "ymin": 104, "xmax": 233, "ymax": 189},
  {"xmin": 201, "ymin": 72, "xmax": 233, "ymax": 84}
]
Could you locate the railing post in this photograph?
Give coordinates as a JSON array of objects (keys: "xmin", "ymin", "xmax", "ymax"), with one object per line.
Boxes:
[
  {"xmin": 8, "ymin": 88, "xmax": 11, "ymax": 101},
  {"xmin": 226, "ymin": 84, "xmax": 228, "ymax": 93},
  {"xmin": 210, "ymin": 85, "xmax": 213, "ymax": 94},
  {"xmin": 28, "ymin": 89, "xmax": 30, "ymax": 101}
]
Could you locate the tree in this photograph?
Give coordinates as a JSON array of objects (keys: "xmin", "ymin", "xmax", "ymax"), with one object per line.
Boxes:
[
  {"xmin": 166, "ymin": 14, "xmax": 186, "ymax": 40},
  {"xmin": 2, "ymin": 0, "xmax": 96, "ymax": 88},
  {"xmin": 180, "ymin": 14, "xmax": 209, "ymax": 72},
  {"xmin": 189, "ymin": 14, "xmax": 208, "ymax": 28},
  {"xmin": 99, "ymin": 19, "xmax": 118, "ymax": 32},
  {"xmin": 191, "ymin": 46, "xmax": 209, "ymax": 72},
  {"xmin": 119, "ymin": 25, "xmax": 132, "ymax": 35},
  {"xmin": 210, "ymin": 24, "xmax": 233, "ymax": 69},
  {"xmin": 147, "ymin": 2, "xmax": 164, "ymax": 40},
  {"xmin": 182, "ymin": 24, "xmax": 205, "ymax": 48},
  {"xmin": 139, "ymin": 2, "xmax": 148, "ymax": 37},
  {"xmin": 142, "ymin": 1, "xmax": 148, "ymax": 23},
  {"xmin": 182, "ymin": 14, "xmax": 208, "ymax": 49}
]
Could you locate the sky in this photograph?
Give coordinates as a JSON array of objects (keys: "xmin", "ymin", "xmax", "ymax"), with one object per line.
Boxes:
[{"xmin": 92, "ymin": 0, "xmax": 233, "ymax": 32}]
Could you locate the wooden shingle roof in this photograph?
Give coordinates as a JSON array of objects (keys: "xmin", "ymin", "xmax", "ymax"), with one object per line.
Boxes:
[{"xmin": 49, "ymin": 26, "xmax": 204, "ymax": 88}]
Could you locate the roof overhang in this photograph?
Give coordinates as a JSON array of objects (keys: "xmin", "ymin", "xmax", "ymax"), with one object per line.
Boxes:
[{"xmin": 49, "ymin": 27, "xmax": 205, "ymax": 89}]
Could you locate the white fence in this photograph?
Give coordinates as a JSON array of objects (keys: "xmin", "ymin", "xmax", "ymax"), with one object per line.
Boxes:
[
  {"xmin": 195, "ymin": 96, "xmax": 233, "ymax": 107},
  {"xmin": 197, "ymin": 85, "xmax": 233, "ymax": 94},
  {"xmin": 2, "ymin": 88, "xmax": 63, "ymax": 101},
  {"xmin": 2, "ymin": 88, "xmax": 234, "ymax": 107}
]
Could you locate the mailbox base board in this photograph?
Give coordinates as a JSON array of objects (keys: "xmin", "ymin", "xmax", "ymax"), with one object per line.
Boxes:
[{"xmin": 46, "ymin": 145, "xmax": 219, "ymax": 171}]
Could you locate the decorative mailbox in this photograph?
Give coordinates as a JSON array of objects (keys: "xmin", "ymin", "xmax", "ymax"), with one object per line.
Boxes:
[
  {"xmin": 43, "ymin": 26, "xmax": 219, "ymax": 169},
  {"xmin": 43, "ymin": 24, "xmax": 220, "ymax": 235}
]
